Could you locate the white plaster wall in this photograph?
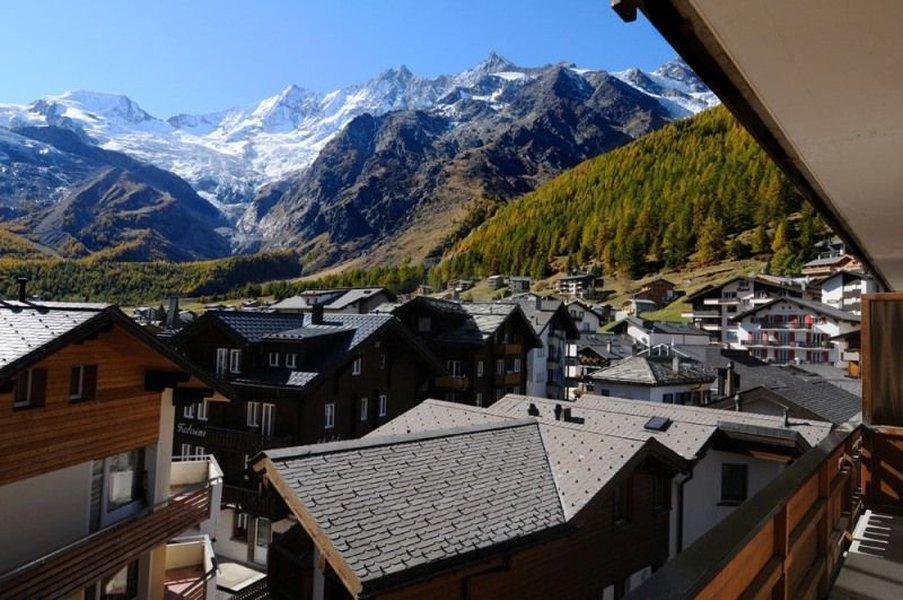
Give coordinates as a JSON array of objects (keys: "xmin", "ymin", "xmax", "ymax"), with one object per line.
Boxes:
[
  {"xmin": 681, "ymin": 450, "xmax": 783, "ymax": 548},
  {"xmin": 525, "ymin": 329, "xmax": 549, "ymax": 398},
  {"xmin": 0, "ymin": 461, "xmax": 92, "ymax": 572},
  {"xmin": 591, "ymin": 383, "xmax": 704, "ymax": 403},
  {"xmin": 214, "ymin": 508, "xmax": 249, "ymax": 563}
]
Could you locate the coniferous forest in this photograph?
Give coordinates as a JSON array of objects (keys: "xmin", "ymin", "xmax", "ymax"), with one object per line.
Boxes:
[{"xmin": 430, "ymin": 106, "xmax": 825, "ymax": 286}]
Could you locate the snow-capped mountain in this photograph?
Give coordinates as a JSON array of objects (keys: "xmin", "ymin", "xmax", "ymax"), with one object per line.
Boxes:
[{"xmin": 0, "ymin": 55, "xmax": 718, "ymax": 225}]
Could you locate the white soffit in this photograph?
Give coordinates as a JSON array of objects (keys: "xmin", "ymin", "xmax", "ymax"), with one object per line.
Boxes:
[{"xmin": 688, "ymin": 0, "xmax": 903, "ymax": 290}]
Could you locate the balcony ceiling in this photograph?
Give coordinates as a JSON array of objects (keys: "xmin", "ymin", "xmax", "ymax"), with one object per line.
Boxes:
[{"xmin": 618, "ymin": 0, "xmax": 903, "ymax": 290}]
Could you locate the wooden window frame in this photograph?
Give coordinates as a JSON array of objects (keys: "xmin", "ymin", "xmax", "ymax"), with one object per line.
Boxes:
[
  {"xmin": 324, "ymin": 402, "xmax": 335, "ymax": 429},
  {"xmin": 246, "ymin": 401, "xmax": 260, "ymax": 427},
  {"xmin": 261, "ymin": 403, "xmax": 275, "ymax": 437},
  {"xmin": 268, "ymin": 352, "xmax": 280, "ymax": 367},
  {"xmin": 196, "ymin": 399, "xmax": 209, "ymax": 422},
  {"xmin": 352, "ymin": 355, "xmax": 362, "ymax": 376},
  {"xmin": 378, "ymin": 394, "xmax": 387, "ymax": 417},
  {"xmin": 360, "ymin": 397, "xmax": 369, "ymax": 422},
  {"xmin": 215, "ymin": 348, "xmax": 228, "ymax": 375},
  {"xmin": 229, "ymin": 349, "xmax": 242, "ymax": 374},
  {"xmin": 14, "ymin": 367, "xmax": 46, "ymax": 410},
  {"xmin": 285, "ymin": 353, "xmax": 297, "ymax": 369}
]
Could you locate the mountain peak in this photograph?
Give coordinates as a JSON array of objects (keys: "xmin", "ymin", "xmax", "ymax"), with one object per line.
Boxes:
[
  {"xmin": 474, "ymin": 51, "xmax": 517, "ymax": 73},
  {"xmin": 377, "ymin": 65, "xmax": 414, "ymax": 83}
]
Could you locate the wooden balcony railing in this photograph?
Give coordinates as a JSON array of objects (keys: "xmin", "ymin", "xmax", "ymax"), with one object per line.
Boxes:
[
  {"xmin": 626, "ymin": 422, "xmax": 903, "ymax": 599},
  {"xmin": 435, "ymin": 375, "xmax": 469, "ymax": 390},
  {"xmin": 223, "ymin": 483, "xmax": 288, "ymax": 521},
  {"xmin": 494, "ymin": 343, "xmax": 522, "ymax": 355},
  {"xmin": 202, "ymin": 425, "xmax": 294, "ymax": 454},
  {"xmin": 0, "ymin": 483, "xmax": 213, "ymax": 600}
]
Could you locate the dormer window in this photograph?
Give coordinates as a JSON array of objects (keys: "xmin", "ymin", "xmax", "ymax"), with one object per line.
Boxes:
[
  {"xmin": 269, "ymin": 352, "xmax": 280, "ymax": 367},
  {"xmin": 286, "ymin": 353, "xmax": 297, "ymax": 369}
]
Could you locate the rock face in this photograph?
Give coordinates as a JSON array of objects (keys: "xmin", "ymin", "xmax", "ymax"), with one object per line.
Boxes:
[
  {"xmin": 0, "ymin": 126, "xmax": 229, "ymax": 260},
  {"xmin": 239, "ymin": 63, "xmax": 680, "ymax": 268}
]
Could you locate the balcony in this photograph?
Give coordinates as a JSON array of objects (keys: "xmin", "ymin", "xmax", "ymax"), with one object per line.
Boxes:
[
  {"xmin": 684, "ymin": 310, "xmax": 720, "ymax": 319},
  {"xmin": 0, "ymin": 478, "xmax": 215, "ymax": 599},
  {"xmin": 435, "ymin": 375, "xmax": 469, "ymax": 390},
  {"xmin": 494, "ymin": 343, "xmax": 523, "ymax": 354},
  {"xmin": 202, "ymin": 426, "xmax": 294, "ymax": 454},
  {"xmin": 223, "ymin": 484, "xmax": 288, "ymax": 521},
  {"xmin": 627, "ymin": 424, "xmax": 903, "ymax": 599},
  {"xmin": 171, "ymin": 455, "xmax": 223, "ymax": 538},
  {"xmin": 500, "ymin": 372, "xmax": 521, "ymax": 386},
  {"xmin": 164, "ymin": 535, "xmax": 217, "ymax": 600}
]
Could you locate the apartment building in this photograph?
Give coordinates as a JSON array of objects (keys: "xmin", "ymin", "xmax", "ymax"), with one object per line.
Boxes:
[
  {"xmin": 0, "ymin": 300, "xmax": 229, "ymax": 600},
  {"xmin": 169, "ymin": 307, "xmax": 442, "ymax": 567},
  {"xmin": 557, "ymin": 271, "xmax": 600, "ymax": 298},
  {"xmin": 588, "ymin": 353, "xmax": 715, "ymax": 404},
  {"xmin": 682, "ymin": 276, "xmax": 803, "ymax": 345},
  {"xmin": 631, "ymin": 277, "xmax": 680, "ymax": 307},
  {"xmin": 816, "ymin": 270, "xmax": 876, "ymax": 315},
  {"xmin": 617, "ymin": 316, "xmax": 712, "ymax": 348},
  {"xmin": 733, "ymin": 296, "xmax": 860, "ymax": 365},
  {"xmin": 565, "ymin": 299, "xmax": 605, "ymax": 333},
  {"xmin": 501, "ymin": 296, "xmax": 580, "ymax": 399},
  {"xmin": 379, "ymin": 297, "xmax": 541, "ymax": 406}
]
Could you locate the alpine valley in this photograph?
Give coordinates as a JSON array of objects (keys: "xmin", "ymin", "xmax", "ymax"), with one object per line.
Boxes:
[{"xmin": 0, "ymin": 53, "xmax": 717, "ymax": 265}]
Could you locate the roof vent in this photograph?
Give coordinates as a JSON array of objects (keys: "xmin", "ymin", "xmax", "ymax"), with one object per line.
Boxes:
[
  {"xmin": 644, "ymin": 416, "xmax": 672, "ymax": 432},
  {"xmin": 527, "ymin": 403, "xmax": 540, "ymax": 417},
  {"xmin": 554, "ymin": 403, "xmax": 563, "ymax": 421},
  {"xmin": 562, "ymin": 408, "xmax": 584, "ymax": 424},
  {"xmin": 16, "ymin": 275, "xmax": 29, "ymax": 302}
]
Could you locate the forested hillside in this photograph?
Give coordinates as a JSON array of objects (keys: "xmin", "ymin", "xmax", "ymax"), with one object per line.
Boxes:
[
  {"xmin": 431, "ymin": 106, "xmax": 825, "ymax": 285},
  {"xmin": 0, "ymin": 251, "xmax": 300, "ymax": 305}
]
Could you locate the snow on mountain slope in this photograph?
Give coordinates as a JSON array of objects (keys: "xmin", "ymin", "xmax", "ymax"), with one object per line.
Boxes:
[{"xmin": 0, "ymin": 55, "xmax": 718, "ymax": 224}]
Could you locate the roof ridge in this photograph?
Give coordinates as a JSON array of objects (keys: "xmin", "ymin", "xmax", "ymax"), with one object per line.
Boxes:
[
  {"xmin": 265, "ymin": 418, "xmax": 539, "ymax": 461},
  {"xmin": 535, "ymin": 423, "xmax": 572, "ymax": 520}
]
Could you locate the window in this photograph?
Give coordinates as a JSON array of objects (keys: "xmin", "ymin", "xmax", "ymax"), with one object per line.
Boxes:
[
  {"xmin": 69, "ymin": 365, "xmax": 97, "ymax": 402},
  {"xmin": 417, "ymin": 316, "xmax": 431, "ymax": 333},
  {"xmin": 496, "ymin": 359, "xmax": 505, "ymax": 375},
  {"xmin": 215, "ymin": 348, "xmax": 228, "ymax": 375},
  {"xmin": 100, "ymin": 560, "xmax": 139, "ymax": 600},
  {"xmin": 106, "ymin": 448, "xmax": 145, "ymax": 513},
  {"xmin": 513, "ymin": 358, "xmax": 521, "ymax": 373},
  {"xmin": 360, "ymin": 397, "xmax": 369, "ymax": 421},
  {"xmin": 378, "ymin": 394, "xmax": 387, "ymax": 417},
  {"xmin": 183, "ymin": 402, "xmax": 195, "ymax": 419},
  {"xmin": 14, "ymin": 367, "xmax": 46, "ymax": 409},
  {"xmin": 721, "ymin": 464, "xmax": 749, "ymax": 505},
  {"xmin": 653, "ymin": 477, "xmax": 670, "ymax": 512},
  {"xmin": 475, "ymin": 392, "xmax": 483, "ymax": 407},
  {"xmin": 268, "ymin": 352, "xmax": 280, "ymax": 367},
  {"xmin": 380, "ymin": 353, "xmax": 387, "ymax": 370},
  {"xmin": 447, "ymin": 359, "xmax": 463, "ymax": 378},
  {"xmin": 613, "ymin": 477, "xmax": 631, "ymax": 525},
  {"xmin": 476, "ymin": 361, "xmax": 484, "ymax": 378},
  {"xmin": 246, "ymin": 401, "xmax": 260, "ymax": 427},
  {"xmin": 662, "ymin": 393, "xmax": 674, "ymax": 404},
  {"xmin": 196, "ymin": 399, "xmax": 209, "ymax": 421},
  {"xmin": 261, "ymin": 403, "xmax": 275, "ymax": 437},
  {"xmin": 324, "ymin": 403, "xmax": 335, "ymax": 429},
  {"xmin": 233, "ymin": 512, "xmax": 249, "ymax": 541},
  {"xmin": 600, "ymin": 389, "xmax": 610, "ymax": 397},
  {"xmin": 285, "ymin": 353, "xmax": 297, "ymax": 369},
  {"xmin": 193, "ymin": 445, "xmax": 206, "ymax": 458},
  {"xmin": 181, "ymin": 443, "xmax": 192, "ymax": 459},
  {"xmin": 352, "ymin": 355, "xmax": 362, "ymax": 375},
  {"xmin": 256, "ymin": 517, "xmax": 272, "ymax": 547},
  {"xmin": 229, "ymin": 349, "xmax": 242, "ymax": 374}
]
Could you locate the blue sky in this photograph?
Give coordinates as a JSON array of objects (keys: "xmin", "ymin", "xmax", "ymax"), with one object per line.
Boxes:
[{"xmin": 0, "ymin": 0, "xmax": 676, "ymax": 117}]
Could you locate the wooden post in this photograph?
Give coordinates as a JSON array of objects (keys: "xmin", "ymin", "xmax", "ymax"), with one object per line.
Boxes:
[
  {"xmin": 816, "ymin": 458, "xmax": 831, "ymax": 596},
  {"xmin": 773, "ymin": 506, "xmax": 790, "ymax": 600}
]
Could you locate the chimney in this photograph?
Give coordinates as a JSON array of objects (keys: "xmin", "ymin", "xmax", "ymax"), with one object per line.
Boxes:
[
  {"xmin": 554, "ymin": 403, "xmax": 563, "ymax": 421},
  {"xmin": 671, "ymin": 352, "xmax": 681, "ymax": 373},
  {"xmin": 606, "ymin": 340, "xmax": 612, "ymax": 354},
  {"xmin": 15, "ymin": 275, "xmax": 29, "ymax": 302},
  {"xmin": 724, "ymin": 361, "xmax": 736, "ymax": 397},
  {"xmin": 535, "ymin": 296, "xmax": 542, "ymax": 310},
  {"xmin": 166, "ymin": 295, "xmax": 179, "ymax": 329},
  {"xmin": 311, "ymin": 302, "xmax": 324, "ymax": 325},
  {"xmin": 562, "ymin": 407, "xmax": 572, "ymax": 422},
  {"xmin": 528, "ymin": 403, "xmax": 540, "ymax": 417},
  {"xmin": 734, "ymin": 394, "xmax": 742, "ymax": 412}
]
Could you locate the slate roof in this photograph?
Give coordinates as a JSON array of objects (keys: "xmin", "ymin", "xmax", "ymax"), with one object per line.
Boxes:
[
  {"xmin": 732, "ymin": 296, "xmax": 861, "ymax": 323},
  {"xmin": 325, "ymin": 288, "xmax": 392, "ymax": 310},
  {"xmin": 0, "ymin": 301, "xmax": 108, "ymax": 369},
  {"xmin": 803, "ymin": 254, "xmax": 851, "ymax": 268},
  {"xmin": 589, "ymin": 355, "xmax": 715, "ymax": 386},
  {"xmin": 625, "ymin": 316, "xmax": 710, "ymax": 337},
  {"xmin": 577, "ymin": 333, "xmax": 633, "ymax": 360},
  {"xmin": 262, "ymin": 421, "xmax": 570, "ymax": 586},
  {"xmin": 501, "ymin": 297, "xmax": 579, "ymax": 338}
]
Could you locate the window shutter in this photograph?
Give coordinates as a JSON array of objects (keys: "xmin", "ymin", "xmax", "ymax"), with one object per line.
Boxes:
[
  {"xmin": 30, "ymin": 368, "xmax": 47, "ymax": 407},
  {"xmin": 84, "ymin": 365, "xmax": 98, "ymax": 401}
]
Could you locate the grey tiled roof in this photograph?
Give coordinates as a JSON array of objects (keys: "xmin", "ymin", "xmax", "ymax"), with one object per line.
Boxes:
[
  {"xmin": 325, "ymin": 288, "xmax": 390, "ymax": 310},
  {"xmin": 732, "ymin": 296, "xmax": 860, "ymax": 323},
  {"xmin": 589, "ymin": 355, "xmax": 715, "ymax": 386},
  {"xmin": 0, "ymin": 301, "xmax": 107, "ymax": 368},
  {"xmin": 264, "ymin": 421, "xmax": 568, "ymax": 585}
]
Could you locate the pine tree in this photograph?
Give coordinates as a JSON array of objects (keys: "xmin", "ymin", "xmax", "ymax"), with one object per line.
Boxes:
[{"xmin": 697, "ymin": 216, "xmax": 726, "ymax": 262}]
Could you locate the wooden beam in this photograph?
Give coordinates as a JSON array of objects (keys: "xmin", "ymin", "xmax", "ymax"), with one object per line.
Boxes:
[{"xmin": 144, "ymin": 370, "xmax": 190, "ymax": 392}]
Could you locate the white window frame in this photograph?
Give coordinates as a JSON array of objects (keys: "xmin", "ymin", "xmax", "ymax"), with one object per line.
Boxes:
[
  {"xmin": 475, "ymin": 392, "xmax": 483, "ymax": 407},
  {"xmin": 378, "ymin": 394, "xmax": 387, "ymax": 417},
  {"xmin": 183, "ymin": 402, "xmax": 195, "ymax": 419},
  {"xmin": 194, "ymin": 445, "xmax": 206, "ymax": 458},
  {"xmin": 215, "ymin": 348, "xmax": 228, "ymax": 375},
  {"xmin": 476, "ymin": 361, "xmax": 484, "ymax": 378},
  {"xmin": 285, "ymin": 353, "xmax": 297, "ymax": 369},
  {"xmin": 325, "ymin": 403, "xmax": 335, "ymax": 429},
  {"xmin": 246, "ymin": 401, "xmax": 260, "ymax": 427},
  {"xmin": 268, "ymin": 352, "xmax": 280, "ymax": 367},
  {"xmin": 229, "ymin": 349, "xmax": 242, "ymax": 374},
  {"xmin": 69, "ymin": 365, "xmax": 85, "ymax": 401},
  {"xmin": 352, "ymin": 355, "xmax": 362, "ymax": 376},
  {"xmin": 196, "ymin": 398, "xmax": 209, "ymax": 421},
  {"xmin": 513, "ymin": 358, "xmax": 521, "ymax": 373},
  {"xmin": 360, "ymin": 397, "xmax": 369, "ymax": 421},
  {"xmin": 447, "ymin": 359, "xmax": 463, "ymax": 378},
  {"xmin": 496, "ymin": 359, "xmax": 505, "ymax": 375},
  {"xmin": 261, "ymin": 403, "xmax": 275, "ymax": 437},
  {"xmin": 181, "ymin": 443, "xmax": 192, "ymax": 459}
]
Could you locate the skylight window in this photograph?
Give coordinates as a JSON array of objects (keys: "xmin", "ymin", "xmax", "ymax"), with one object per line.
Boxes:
[{"xmin": 644, "ymin": 416, "xmax": 672, "ymax": 432}]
